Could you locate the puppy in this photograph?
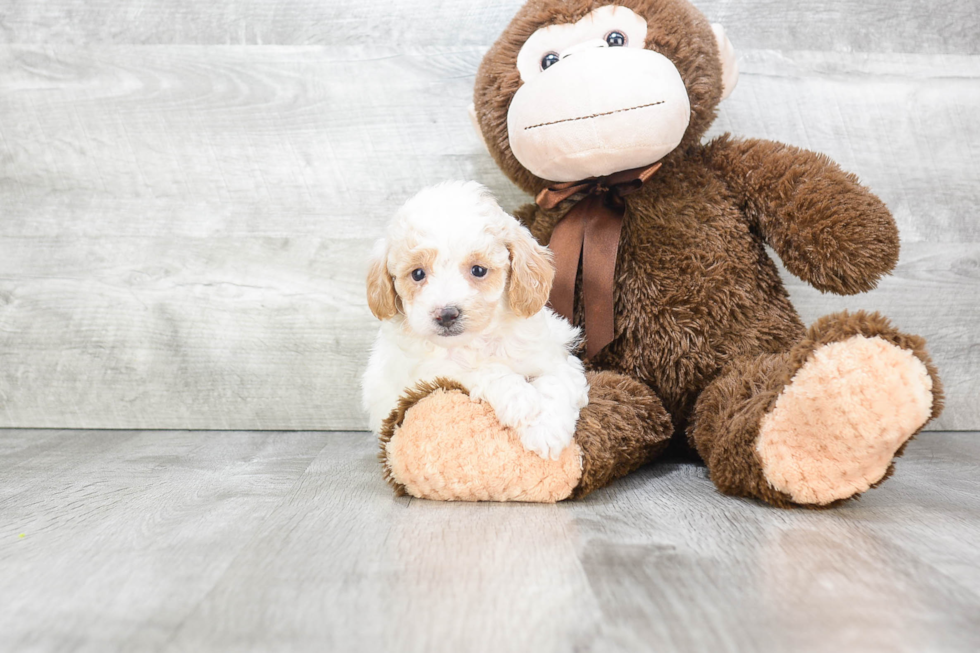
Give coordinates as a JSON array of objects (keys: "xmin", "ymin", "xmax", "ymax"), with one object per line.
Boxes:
[{"xmin": 361, "ymin": 181, "xmax": 589, "ymax": 459}]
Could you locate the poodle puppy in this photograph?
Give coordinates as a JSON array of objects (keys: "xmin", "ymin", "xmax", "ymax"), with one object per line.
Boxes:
[{"xmin": 361, "ymin": 181, "xmax": 589, "ymax": 459}]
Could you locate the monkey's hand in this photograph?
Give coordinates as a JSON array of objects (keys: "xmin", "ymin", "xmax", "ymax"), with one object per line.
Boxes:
[{"xmin": 704, "ymin": 135, "xmax": 899, "ymax": 295}]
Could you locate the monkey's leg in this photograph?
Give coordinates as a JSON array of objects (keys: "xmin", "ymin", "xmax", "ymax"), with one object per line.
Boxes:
[
  {"xmin": 688, "ymin": 311, "xmax": 943, "ymax": 508},
  {"xmin": 379, "ymin": 371, "xmax": 672, "ymax": 502},
  {"xmin": 569, "ymin": 370, "xmax": 673, "ymax": 499}
]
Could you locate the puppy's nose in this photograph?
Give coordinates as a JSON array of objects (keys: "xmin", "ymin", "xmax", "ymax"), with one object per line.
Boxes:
[{"xmin": 434, "ymin": 306, "xmax": 461, "ymax": 328}]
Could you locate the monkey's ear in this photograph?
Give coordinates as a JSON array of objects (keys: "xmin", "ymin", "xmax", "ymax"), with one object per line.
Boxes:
[
  {"xmin": 711, "ymin": 24, "xmax": 739, "ymax": 100},
  {"xmin": 468, "ymin": 103, "xmax": 490, "ymax": 154},
  {"xmin": 366, "ymin": 240, "xmax": 398, "ymax": 320}
]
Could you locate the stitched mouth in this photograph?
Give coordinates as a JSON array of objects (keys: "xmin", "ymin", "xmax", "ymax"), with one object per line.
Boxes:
[{"xmin": 524, "ymin": 101, "xmax": 665, "ymax": 131}]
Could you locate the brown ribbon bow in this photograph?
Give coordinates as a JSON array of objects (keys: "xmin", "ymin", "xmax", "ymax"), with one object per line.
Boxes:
[{"xmin": 535, "ymin": 163, "xmax": 662, "ymax": 359}]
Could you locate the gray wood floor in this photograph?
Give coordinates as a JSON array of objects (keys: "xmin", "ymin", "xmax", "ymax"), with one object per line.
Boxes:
[
  {"xmin": 2, "ymin": 429, "xmax": 978, "ymax": 653},
  {"xmin": 1, "ymin": 1, "xmax": 978, "ymax": 432}
]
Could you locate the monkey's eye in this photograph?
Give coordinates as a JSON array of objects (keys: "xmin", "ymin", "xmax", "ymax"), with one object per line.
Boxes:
[
  {"xmin": 471, "ymin": 265, "xmax": 488, "ymax": 278},
  {"xmin": 540, "ymin": 52, "xmax": 560, "ymax": 71},
  {"xmin": 605, "ymin": 31, "xmax": 627, "ymax": 47},
  {"xmin": 411, "ymin": 268, "xmax": 426, "ymax": 282}
]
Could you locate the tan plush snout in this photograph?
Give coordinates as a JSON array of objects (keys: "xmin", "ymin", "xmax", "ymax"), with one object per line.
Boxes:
[{"xmin": 507, "ymin": 46, "xmax": 692, "ymax": 182}]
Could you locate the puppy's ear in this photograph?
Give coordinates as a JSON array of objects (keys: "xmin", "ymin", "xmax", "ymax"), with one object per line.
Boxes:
[
  {"xmin": 507, "ymin": 225, "xmax": 555, "ymax": 318},
  {"xmin": 366, "ymin": 240, "xmax": 398, "ymax": 320}
]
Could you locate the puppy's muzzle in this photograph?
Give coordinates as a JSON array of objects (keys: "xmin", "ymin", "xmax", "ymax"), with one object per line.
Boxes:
[{"xmin": 433, "ymin": 306, "xmax": 463, "ymax": 335}]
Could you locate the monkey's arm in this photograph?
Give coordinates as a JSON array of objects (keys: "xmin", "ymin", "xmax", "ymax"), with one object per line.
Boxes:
[{"xmin": 703, "ymin": 135, "xmax": 899, "ymax": 295}]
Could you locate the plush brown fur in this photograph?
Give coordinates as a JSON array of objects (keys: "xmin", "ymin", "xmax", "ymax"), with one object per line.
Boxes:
[
  {"xmin": 462, "ymin": 0, "xmax": 944, "ymax": 506},
  {"xmin": 571, "ymin": 371, "xmax": 673, "ymax": 498}
]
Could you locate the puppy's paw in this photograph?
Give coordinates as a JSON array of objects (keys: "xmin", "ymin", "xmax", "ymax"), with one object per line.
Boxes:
[
  {"xmin": 570, "ymin": 379, "xmax": 590, "ymax": 411},
  {"xmin": 534, "ymin": 369, "xmax": 590, "ymax": 412},
  {"xmin": 521, "ymin": 404, "xmax": 578, "ymax": 460},
  {"xmin": 470, "ymin": 376, "xmax": 542, "ymax": 430}
]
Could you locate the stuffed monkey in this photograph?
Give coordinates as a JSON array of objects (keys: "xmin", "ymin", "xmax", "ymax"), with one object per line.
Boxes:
[{"xmin": 378, "ymin": 0, "xmax": 943, "ymax": 507}]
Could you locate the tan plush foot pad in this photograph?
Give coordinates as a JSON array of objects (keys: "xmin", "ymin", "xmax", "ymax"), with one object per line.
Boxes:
[
  {"xmin": 756, "ymin": 335, "xmax": 934, "ymax": 505},
  {"xmin": 381, "ymin": 382, "xmax": 582, "ymax": 503}
]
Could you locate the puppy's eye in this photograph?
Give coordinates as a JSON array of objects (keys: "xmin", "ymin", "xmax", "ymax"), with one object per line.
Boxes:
[
  {"xmin": 605, "ymin": 31, "xmax": 627, "ymax": 47},
  {"xmin": 541, "ymin": 53, "xmax": 559, "ymax": 71},
  {"xmin": 411, "ymin": 268, "xmax": 426, "ymax": 282},
  {"xmin": 471, "ymin": 265, "xmax": 488, "ymax": 278}
]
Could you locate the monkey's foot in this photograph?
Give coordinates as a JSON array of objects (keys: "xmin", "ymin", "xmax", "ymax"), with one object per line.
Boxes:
[
  {"xmin": 755, "ymin": 334, "xmax": 935, "ymax": 506},
  {"xmin": 380, "ymin": 379, "xmax": 583, "ymax": 503}
]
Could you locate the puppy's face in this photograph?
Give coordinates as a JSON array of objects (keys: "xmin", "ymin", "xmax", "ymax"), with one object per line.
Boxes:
[
  {"xmin": 390, "ymin": 236, "xmax": 510, "ymax": 341},
  {"xmin": 367, "ymin": 182, "xmax": 554, "ymax": 344}
]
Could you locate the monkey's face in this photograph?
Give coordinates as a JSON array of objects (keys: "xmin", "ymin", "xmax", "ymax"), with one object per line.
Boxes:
[
  {"xmin": 473, "ymin": 0, "xmax": 738, "ymax": 190},
  {"xmin": 508, "ymin": 5, "xmax": 690, "ymax": 182}
]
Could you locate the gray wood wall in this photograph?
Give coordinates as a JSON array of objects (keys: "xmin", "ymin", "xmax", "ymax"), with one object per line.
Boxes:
[{"xmin": 0, "ymin": 1, "xmax": 977, "ymax": 431}]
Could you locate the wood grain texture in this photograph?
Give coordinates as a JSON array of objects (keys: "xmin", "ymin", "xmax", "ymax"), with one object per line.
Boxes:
[
  {"xmin": 1, "ymin": 429, "xmax": 979, "ymax": 652},
  {"xmin": 0, "ymin": 45, "xmax": 491, "ymax": 430},
  {"xmin": 2, "ymin": 0, "xmax": 978, "ymax": 55},
  {"xmin": 1, "ymin": 42, "xmax": 977, "ymax": 430}
]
